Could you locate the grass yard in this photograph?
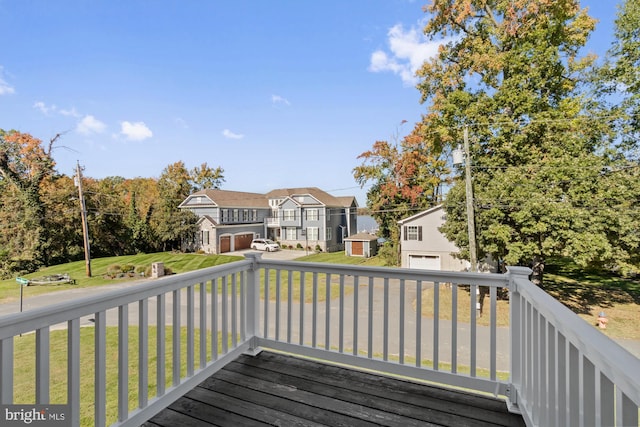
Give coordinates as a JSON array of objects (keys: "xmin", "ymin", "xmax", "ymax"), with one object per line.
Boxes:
[
  {"xmin": 0, "ymin": 252, "xmax": 243, "ymax": 303},
  {"xmin": 12, "ymin": 325, "xmax": 227, "ymax": 427}
]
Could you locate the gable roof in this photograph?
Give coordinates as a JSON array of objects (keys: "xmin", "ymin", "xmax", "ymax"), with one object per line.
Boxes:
[
  {"xmin": 335, "ymin": 196, "xmax": 358, "ymax": 208},
  {"xmin": 183, "ymin": 189, "xmax": 269, "ymax": 208},
  {"xmin": 398, "ymin": 205, "xmax": 444, "ymax": 225},
  {"xmin": 265, "ymin": 187, "xmax": 344, "ymax": 206}
]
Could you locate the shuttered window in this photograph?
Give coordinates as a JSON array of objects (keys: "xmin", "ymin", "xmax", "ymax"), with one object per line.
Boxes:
[{"xmin": 404, "ymin": 226, "xmax": 422, "ymax": 241}]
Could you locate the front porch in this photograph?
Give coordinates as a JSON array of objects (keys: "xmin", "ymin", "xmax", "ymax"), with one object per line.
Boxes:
[{"xmin": 0, "ymin": 253, "xmax": 638, "ymax": 426}]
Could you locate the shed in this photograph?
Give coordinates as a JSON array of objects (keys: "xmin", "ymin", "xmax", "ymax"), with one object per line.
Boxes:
[{"xmin": 344, "ymin": 233, "xmax": 379, "ymax": 258}]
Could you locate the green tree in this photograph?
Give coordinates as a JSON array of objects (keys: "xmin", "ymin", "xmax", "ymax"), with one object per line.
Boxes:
[
  {"xmin": 190, "ymin": 162, "xmax": 225, "ymax": 190},
  {"xmin": 415, "ymin": 1, "xmax": 637, "ymax": 285},
  {"xmin": 0, "ymin": 130, "xmax": 59, "ymax": 275},
  {"xmin": 597, "ymin": 0, "xmax": 640, "ymax": 155},
  {"xmin": 151, "ymin": 161, "xmax": 198, "ymax": 251}
]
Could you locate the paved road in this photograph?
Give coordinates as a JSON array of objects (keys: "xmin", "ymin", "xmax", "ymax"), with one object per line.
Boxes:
[{"xmin": 1, "ymin": 249, "xmax": 638, "ymax": 365}]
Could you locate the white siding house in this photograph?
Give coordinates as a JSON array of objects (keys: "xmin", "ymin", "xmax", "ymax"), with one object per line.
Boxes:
[{"xmin": 398, "ymin": 205, "xmax": 470, "ymax": 271}]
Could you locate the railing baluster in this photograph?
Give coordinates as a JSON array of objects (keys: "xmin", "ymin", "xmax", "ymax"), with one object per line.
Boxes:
[
  {"xmin": 187, "ymin": 285, "xmax": 194, "ymax": 377},
  {"xmin": 211, "ymin": 279, "xmax": 218, "ymax": 361},
  {"xmin": 312, "ymin": 272, "xmax": 318, "ymax": 348},
  {"xmin": 568, "ymin": 343, "xmax": 580, "ymax": 427},
  {"xmin": 399, "ymin": 279, "xmax": 405, "ymax": 365},
  {"xmin": 619, "ymin": 389, "xmax": 638, "ymax": 426},
  {"xmin": 416, "ymin": 280, "xmax": 422, "ymax": 368},
  {"xmin": 299, "ymin": 271, "xmax": 305, "ymax": 346},
  {"xmin": 353, "ymin": 275, "xmax": 359, "ymax": 356},
  {"xmin": 557, "ymin": 332, "xmax": 568, "ymax": 427},
  {"xmin": 583, "ymin": 357, "xmax": 596, "ymax": 426},
  {"xmin": 287, "ymin": 270, "xmax": 293, "ymax": 344},
  {"xmin": 172, "ymin": 290, "xmax": 181, "ymax": 385},
  {"xmin": 383, "ymin": 277, "xmax": 389, "ymax": 362},
  {"xmin": 0, "ymin": 337, "xmax": 13, "ymax": 404},
  {"xmin": 489, "ymin": 286, "xmax": 497, "ymax": 380},
  {"xmin": 275, "ymin": 270, "xmax": 281, "ymax": 341},
  {"xmin": 547, "ymin": 324, "xmax": 557, "ymax": 427},
  {"xmin": 263, "ymin": 269, "xmax": 270, "ymax": 339},
  {"xmin": 199, "ymin": 282, "xmax": 207, "ymax": 368},
  {"xmin": 95, "ymin": 311, "xmax": 106, "ymax": 427},
  {"xmin": 339, "ymin": 274, "xmax": 345, "ymax": 353},
  {"xmin": 157, "ymin": 294, "xmax": 166, "ymax": 396},
  {"xmin": 367, "ymin": 276, "xmax": 373, "ymax": 358},
  {"xmin": 118, "ymin": 305, "xmax": 129, "ymax": 422},
  {"xmin": 538, "ymin": 314, "xmax": 547, "ymax": 426},
  {"xmin": 325, "ymin": 273, "xmax": 331, "ymax": 350},
  {"xmin": 35, "ymin": 327, "xmax": 50, "ymax": 404},
  {"xmin": 221, "ymin": 276, "xmax": 227, "ymax": 354},
  {"xmin": 451, "ymin": 284, "xmax": 458, "ymax": 373},
  {"xmin": 532, "ymin": 307, "xmax": 539, "ymax": 421},
  {"xmin": 433, "ymin": 281, "xmax": 439, "ymax": 370},
  {"xmin": 470, "ymin": 283, "xmax": 477, "ymax": 377},
  {"xmin": 599, "ymin": 372, "xmax": 614, "ymax": 427},
  {"xmin": 139, "ymin": 299, "xmax": 149, "ymax": 408},
  {"xmin": 231, "ymin": 273, "xmax": 237, "ymax": 348},
  {"xmin": 240, "ymin": 271, "xmax": 246, "ymax": 343},
  {"xmin": 68, "ymin": 318, "xmax": 80, "ymax": 427}
]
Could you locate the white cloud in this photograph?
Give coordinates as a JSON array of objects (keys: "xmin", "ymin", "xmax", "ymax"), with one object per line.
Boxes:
[
  {"xmin": 33, "ymin": 101, "xmax": 55, "ymax": 115},
  {"xmin": 59, "ymin": 107, "xmax": 81, "ymax": 118},
  {"xmin": 271, "ymin": 95, "xmax": 290, "ymax": 106},
  {"xmin": 121, "ymin": 121, "xmax": 153, "ymax": 141},
  {"xmin": 0, "ymin": 67, "xmax": 15, "ymax": 95},
  {"xmin": 369, "ymin": 24, "xmax": 444, "ymax": 86},
  {"xmin": 77, "ymin": 115, "xmax": 107, "ymax": 135},
  {"xmin": 222, "ymin": 129, "xmax": 244, "ymax": 140},
  {"xmin": 175, "ymin": 117, "xmax": 189, "ymax": 129}
]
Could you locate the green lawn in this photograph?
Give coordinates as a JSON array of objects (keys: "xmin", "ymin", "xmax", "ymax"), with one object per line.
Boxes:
[{"xmin": 0, "ymin": 252, "xmax": 243, "ymax": 303}]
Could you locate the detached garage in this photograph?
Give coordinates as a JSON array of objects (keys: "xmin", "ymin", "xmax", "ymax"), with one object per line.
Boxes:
[{"xmin": 345, "ymin": 233, "xmax": 379, "ymax": 258}]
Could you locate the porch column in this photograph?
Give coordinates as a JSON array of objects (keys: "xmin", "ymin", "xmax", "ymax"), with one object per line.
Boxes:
[
  {"xmin": 244, "ymin": 252, "xmax": 263, "ymax": 355},
  {"xmin": 506, "ymin": 266, "xmax": 532, "ymax": 412}
]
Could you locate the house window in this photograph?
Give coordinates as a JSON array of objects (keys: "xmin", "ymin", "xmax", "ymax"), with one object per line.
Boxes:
[
  {"xmin": 307, "ymin": 227, "xmax": 319, "ymax": 240},
  {"xmin": 326, "ymin": 209, "xmax": 331, "ymax": 221},
  {"xmin": 326, "ymin": 227, "xmax": 332, "ymax": 240},
  {"xmin": 252, "ymin": 209, "xmax": 257, "ymax": 221},
  {"xmin": 243, "ymin": 209, "xmax": 249, "ymax": 221},
  {"xmin": 306, "ymin": 209, "xmax": 318, "ymax": 221},
  {"xmin": 233, "ymin": 209, "xmax": 239, "ymax": 222},
  {"xmin": 221, "ymin": 209, "xmax": 229, "ymax": 222},
  {"xmin": 404, "ymin": 225, "xmax": 422, "ymax": 241},
  {"xmin": 285, "ymin": 227, "xmax": 297, "ymax": 240},
  {"xmin": 284, "ymin": 209, "xmax": 296, "ymax": 221},
  {"xmin": 201, "ymin": 230, "xmax": 209, "ymax": 245}
]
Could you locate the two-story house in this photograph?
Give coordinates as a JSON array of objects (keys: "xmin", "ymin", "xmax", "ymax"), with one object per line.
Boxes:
[{"xmin": 179, "ymin": 187, "xmax": 357, "ymax": 254}]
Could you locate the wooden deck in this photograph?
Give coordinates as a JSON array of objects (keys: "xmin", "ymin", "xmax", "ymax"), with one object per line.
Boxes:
[{"xmin": 143, "ymin": 351, "xmax": 525, "ymax": 427}]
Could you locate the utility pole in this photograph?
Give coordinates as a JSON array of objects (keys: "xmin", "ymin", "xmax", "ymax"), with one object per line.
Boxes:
[
  {"xmin": 75, "ymin": 161, "xmax": 92, "ymax": 277},
  {"xmin": 463, "ymin": 126, "xmax": 478, "ymax": 272}
]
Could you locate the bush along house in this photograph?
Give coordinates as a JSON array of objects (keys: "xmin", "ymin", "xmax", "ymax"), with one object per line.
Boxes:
[{"xmin": 179, "ymin": 187, "xmax": 358, "ymax": 254}]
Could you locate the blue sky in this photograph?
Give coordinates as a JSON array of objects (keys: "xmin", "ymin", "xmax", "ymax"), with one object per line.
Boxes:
[{"xmin": 0, "ymin": 1, "xmax": 619, "ymax": 205}]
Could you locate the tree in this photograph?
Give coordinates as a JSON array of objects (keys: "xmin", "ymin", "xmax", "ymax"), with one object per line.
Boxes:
[
  {"xmin": 190, "ymin": 162, "xmax": 225, "ymax": 191},
  {"xmin": 597, "ymin": 0, "xmax": 640, "ymax": 156},
  {"xmin": 354, "ymin": 123, "xmax": 449, "ymax": 247},
  {"xmin": 151, "ymin": 161, "xmax": 198, "ymax": 251},
  {"xmin": 0, "ymin": 130, "xmax": 58, "ymax": 274},
  {"xmin": 415, "ymin": 1, "xmax": 638, "ymax": 285}
]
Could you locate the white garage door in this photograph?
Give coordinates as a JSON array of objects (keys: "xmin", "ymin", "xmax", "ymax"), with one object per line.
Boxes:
[{"xmin": 409, "ymin": 255, "xmax": 440, "ymax": 270}]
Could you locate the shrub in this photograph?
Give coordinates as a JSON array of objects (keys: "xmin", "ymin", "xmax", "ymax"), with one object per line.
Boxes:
[
  {"xmin": 314, "ymin": 245, "xmax": 322, "ymax": 252},
  {"xmin": 296, "ymin": 243, "xmax": 303, "ymax": 249}
]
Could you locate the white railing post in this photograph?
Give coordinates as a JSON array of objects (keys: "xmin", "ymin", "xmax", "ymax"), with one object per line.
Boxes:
[
  {"xmin": 244, "ymin": 252, "xmax": 262, "ymax": 354},
  {"xmin": 507, "ymin": 266, "xmax": 532, "ymax": 413}
]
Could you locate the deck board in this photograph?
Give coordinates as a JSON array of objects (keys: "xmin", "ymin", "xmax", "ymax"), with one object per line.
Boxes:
[{"xmin": 143, "ymin": 351, "xmax": 525, "ymax": 427}]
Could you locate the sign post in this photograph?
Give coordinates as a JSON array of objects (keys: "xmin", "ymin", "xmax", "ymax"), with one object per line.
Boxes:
[{"xmin": 16, "ymin": 277, "xmax": 29, "ymax": 313}]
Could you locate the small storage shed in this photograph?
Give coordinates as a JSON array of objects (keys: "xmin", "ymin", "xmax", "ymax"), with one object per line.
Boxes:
[{"xmin": 345, "ymin": 233, "xmax": 379, "ymax": 258}]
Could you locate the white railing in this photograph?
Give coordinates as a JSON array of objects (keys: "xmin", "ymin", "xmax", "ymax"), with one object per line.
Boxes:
[
  {"xmin": 265, "ymin": 217, "xmax": 280, "ymax": 227},
  {"xmin": 0, "ymin": 253, "xmax": 638, "ymax": 427}
]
